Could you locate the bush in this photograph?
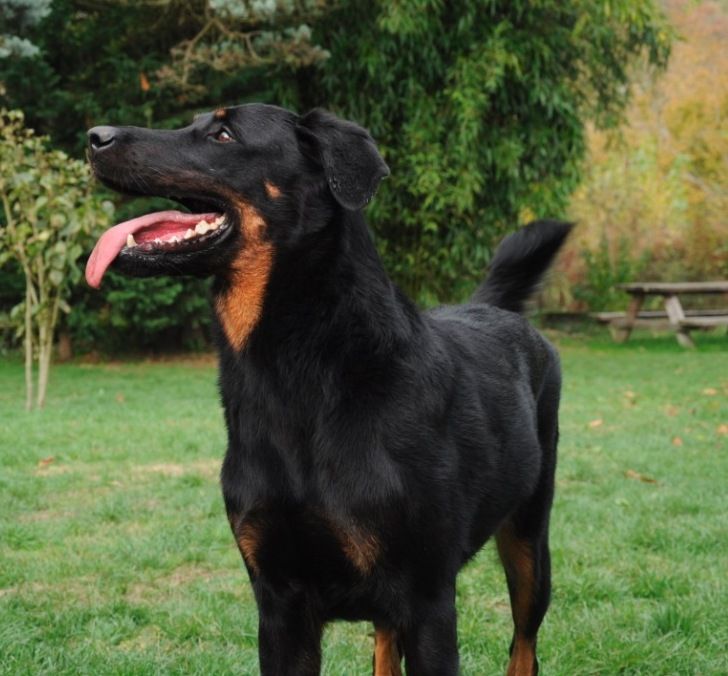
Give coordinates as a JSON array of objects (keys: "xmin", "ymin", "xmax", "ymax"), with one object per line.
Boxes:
[
  {"xmin": 562, "ymin": 1, "xmax": 728, "ymax": 311},
  {"xmin": 68, "ymin": 273, "xmax": 212, "ymax": 354}
]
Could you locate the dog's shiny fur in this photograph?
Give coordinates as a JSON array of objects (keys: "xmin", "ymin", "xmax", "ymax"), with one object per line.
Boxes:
[{"xmin": 87, "ymin": 104, "xmax": 571, "ymax": 675}]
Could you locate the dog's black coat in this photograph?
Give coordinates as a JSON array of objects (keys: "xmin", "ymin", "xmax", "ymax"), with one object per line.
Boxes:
[{"xmin": 87, "ymin": 104, "xmax": 571, "ymax": 675}]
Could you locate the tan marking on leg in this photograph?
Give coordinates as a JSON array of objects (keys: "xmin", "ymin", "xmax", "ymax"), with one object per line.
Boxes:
[
  {"xmin": 374, "ymin": 628, "xmax": 402, "ymax": 676},
  {"xmin": 214, "ymin": 108, "xmax": 227, "ymax": 120},
  {"xmin": 264, "ymin": 181, "xmax": 282, "ymax": 199},
  {"xmin": 497, "ymin": 524, "xmax": 535, "ymax": 627},
  {"xmin": 237, "ymin": 520, "xmax": 262, "ymax": 575},
  {"xmin": 215, "ymin": 202, "xmax": 273, "ymax": 351},
  {"xmin": 506, "ymin": 637, "xmax": 536, "ymax": 676},
  {"xmin": 497, "ymin": 522, "xmax": 538, "ymax": 676}
]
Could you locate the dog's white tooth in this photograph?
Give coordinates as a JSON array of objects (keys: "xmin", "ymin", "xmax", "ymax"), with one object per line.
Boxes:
[
  {"xmin": 184, "ymin": 229, "xmax": 195, "ymax": 240},
  {"xmin": 171, "ymin": 236, "xmax": 180, "ymax": 243},
  {"xmin": 209, "ymin": 222, "xmax": 219, "ymax": 231},
  {"xmin": 195, "ymin": 221, "xmax": 210, "ymax": 234},
  {"xmin": 154, "ymin": 237, "xmax": 162, "ymax": 244},
  {"xmin": 126, "ymin": 234, "xmax": 137, "ymax": 248},
  {"xmin": 214, "ymin": 216, "xmax": 224, "ymax": 225}
]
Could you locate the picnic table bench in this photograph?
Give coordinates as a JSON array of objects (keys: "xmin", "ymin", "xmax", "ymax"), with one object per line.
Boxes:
[{"xmin": 593, "ymin": 281, "xmax": 728, "ymax": 348}]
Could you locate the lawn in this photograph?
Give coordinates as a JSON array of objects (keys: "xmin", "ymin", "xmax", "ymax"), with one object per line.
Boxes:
[{"xmin": 1, "ymin": 334, "xmax": 727, "ymax": 675}]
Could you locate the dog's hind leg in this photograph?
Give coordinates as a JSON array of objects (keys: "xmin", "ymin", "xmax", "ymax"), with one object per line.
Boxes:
[
  {"xmin": 372, "ymin": 626, "xmax": 402, "ymax": 676},
  {"xmin": 497, "ymin": 375, "xmax": 559, "ymax": 676},
  {"xmin": 495, "ymin": 518, "xmax": 551, "ymax": 676}
]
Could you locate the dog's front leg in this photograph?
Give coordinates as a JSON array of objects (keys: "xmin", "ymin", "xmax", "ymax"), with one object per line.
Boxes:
[
  {"xmin": 256, "ymin": 582, "xmax": 323, "ymax": 676},
  {"xmin": 400, "ymin": 586, "xmax": 459, "ymax": 676}
]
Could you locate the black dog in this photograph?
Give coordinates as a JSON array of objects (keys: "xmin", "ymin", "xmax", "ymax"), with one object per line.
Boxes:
[{"xmin": 86, "ymin": 104, "xmax": 571, "ymax": 676}]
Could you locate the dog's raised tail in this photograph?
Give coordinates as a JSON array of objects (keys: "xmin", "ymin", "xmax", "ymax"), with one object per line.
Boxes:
[{"xmin": 474, "ymin": 219, "xmax": 573, "ymax": 314}]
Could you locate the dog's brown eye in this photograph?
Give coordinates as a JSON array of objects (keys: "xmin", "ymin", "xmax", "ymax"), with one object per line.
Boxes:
[{"xmin": 213, "ymin": 128, "xmax": 234, "ymax": 143}]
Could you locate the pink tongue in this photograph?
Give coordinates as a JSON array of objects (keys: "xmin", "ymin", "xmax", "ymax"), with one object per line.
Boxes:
[{"xmin": 85, "ymin": 210, "xmax": 219, "ymax": 288}]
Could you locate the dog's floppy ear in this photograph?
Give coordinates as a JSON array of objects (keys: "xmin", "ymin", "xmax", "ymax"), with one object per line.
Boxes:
[{"xmin": 296, "ymin": 109, "xmax": 389, "ymax": 211}]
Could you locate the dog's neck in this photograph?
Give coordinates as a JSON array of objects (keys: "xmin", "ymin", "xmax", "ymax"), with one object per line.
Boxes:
[{"xmin": 214, "ymin": 207, "xmax": 418, "ymax": 369}]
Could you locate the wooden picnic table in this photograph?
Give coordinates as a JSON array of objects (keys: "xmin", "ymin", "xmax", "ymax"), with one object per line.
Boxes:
[{"xmin": 594, "ymin": 281, "xmax": 728, "ymax": 348}]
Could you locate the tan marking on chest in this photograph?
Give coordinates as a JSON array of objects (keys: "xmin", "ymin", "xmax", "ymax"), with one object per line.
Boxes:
[
  {"xmin": 215, "ymin": 203, "xmax": 273, "ymax": 351},
  {"xmin": 264, "ymin": 181, "xmax": 282, "ymax": 199},
  {"xmin": 330, "ymin": 521, "xmax": 379, "ymax": 575}
]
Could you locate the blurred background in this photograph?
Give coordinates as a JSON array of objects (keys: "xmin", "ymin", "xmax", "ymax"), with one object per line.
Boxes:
[{"xmin": 1, "ymin": 0, "xmax": 724, "ymax": 358}]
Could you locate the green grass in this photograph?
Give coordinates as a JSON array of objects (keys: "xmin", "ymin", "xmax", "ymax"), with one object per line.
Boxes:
[{"xmin": 1, "ymin": 333, "xmax": 727, "ymax": 675}]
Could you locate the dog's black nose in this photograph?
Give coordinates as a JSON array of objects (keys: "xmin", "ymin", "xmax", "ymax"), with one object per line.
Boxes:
[{"xmin": 88, "ymin": 126, "xmax": 117, "ymax": 150}]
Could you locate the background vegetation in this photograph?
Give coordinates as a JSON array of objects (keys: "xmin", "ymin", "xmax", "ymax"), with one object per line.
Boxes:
[
  {"xmin": 1, "ymin": 0, "xmax": 684, "ymax": 356},
  {"xmin": 560, "ymin": 0, "xmax": 728, "ymax": 310}
]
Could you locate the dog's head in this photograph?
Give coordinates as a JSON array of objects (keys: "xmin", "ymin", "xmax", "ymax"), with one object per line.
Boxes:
[{"xmin": 85, "ymin": 104, "xmax": 389, "ymax": 289}]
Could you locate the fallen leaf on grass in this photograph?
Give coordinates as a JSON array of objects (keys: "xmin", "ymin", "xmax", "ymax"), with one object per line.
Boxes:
[
  {"xmin": 702, "ymin": 388, "xmax": 717, "ymax": 396},
  {"xmin": 115, "ymin": 393, "xmax": 125, "ymax": 403},
  {"xmin": 625, "ymin": 469, "xmax": 658, "ymax": 484},
  {"xmin": 672, "ymin": 436, "xmax": 683, "ymax": 447},
  {"xmin": 624, "ymin": 390, "xmax": 636, "ymax": 399},
  {"xmin": 588, "ymin": 419, "xmax": 603, "ymax": 429},
  {"xmin": 664, "ymin": 405, "xmax": 679, "ymax": 417},
  {"xmin": 717, "ymin": 424, "xmax": 728, "ymax": 436},
  {"xmin": 36, "ymin": 456, "xmax": 55, "ymax": 468}
]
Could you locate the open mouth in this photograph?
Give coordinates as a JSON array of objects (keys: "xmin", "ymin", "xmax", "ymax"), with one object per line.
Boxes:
[{"xmin": 85, "ymin": 204, "xmax": 234, "ymax": 288}]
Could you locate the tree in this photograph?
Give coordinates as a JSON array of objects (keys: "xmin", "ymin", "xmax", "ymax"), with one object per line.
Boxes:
[
  {"xmin": 565, "ymin": 0, "xmax": 728, "ymax": 311},
  {"xmin": 0, "ymin": 0, "xmax": 332, "ymax": 153},
  {"xmin": 0, "ymin": 0, "xmax": 50, "ymax": 58},
  {"xmin": 0, "ymin": 0, "xmax": 334, "ymax": 356},
  {"xmin": 0, "ymin": 0, "xmax": 673, "ymax": 316},
  {"xmin": 0, "ymin": 109, "xmax": 112, "ymax": 409},
  {"xmin": 297, "ymin": 1, "xmax": 671, "ymax": 302}
]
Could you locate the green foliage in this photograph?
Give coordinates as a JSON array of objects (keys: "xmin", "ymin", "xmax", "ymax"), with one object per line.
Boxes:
[
  {"xmin": 69, "ymin": 273, "xmax": 212, "ymax": 353},
  {"xmin": 303, "ymin": 0, "xmax": 671, "ymax": 302},
  {"xmin": 563, "ymin": 2, "xmax": 728, "ymax": 310},
  {"xmin": 0, "ymin": 0, "xmax": 329, "ymax": 154},
  {"xmin": 572, "ymin": 236, "xmax": 649, "ymax": 311},
  {"xmin": 157, "ymin": 0, "xmax": 332, "ymax": 101},
  {"xmin": 0, "ymin": 0, "xmax": 50, "ymax": 58},
  {"xmin": 0, "ymin": 109, "xmax": 112, "ymax": 406},
  {"xmin": 0, "ymin": 0, "xmax": 673, "ymax": 351}
]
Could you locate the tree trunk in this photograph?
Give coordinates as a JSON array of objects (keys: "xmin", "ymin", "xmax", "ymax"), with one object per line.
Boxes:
[
  {"xmin": 37, "ymin": 338, "xmax": 52, "ymax": 409},
  {"xmin": 37, "ymin": 294, "xmax": 62, "ymax": 409},
  {"xmin": 37, "ymin": 317, "xmax": 52, "ymax": 409},
  {"xmin": 24, "ymin": 287, "xmax": 34, "ymax": 412}
]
